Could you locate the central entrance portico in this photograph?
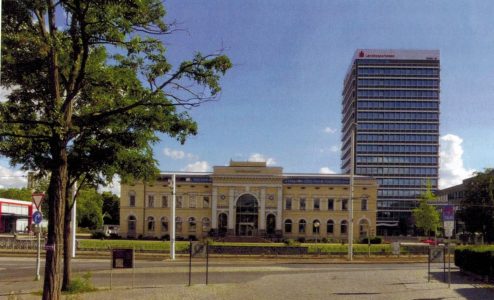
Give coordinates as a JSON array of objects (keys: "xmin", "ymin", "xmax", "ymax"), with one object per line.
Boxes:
[{"xmin": 235, "ymin": 194, "xmax": 258, "ymax": 236}]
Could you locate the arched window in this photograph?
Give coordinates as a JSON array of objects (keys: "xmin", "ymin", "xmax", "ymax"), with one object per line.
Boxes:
[
  {"xmin": 129, "ymin": 191, "xmax": 136, "ymax": 207},
  {"xmin": 188, "ymin": 217, "xmax": 196, "ymax": 232},
  {"xmin": 128, "ymin": 215, "xmax": 136, "ymax": 232},
  {"xmin": 359, "ymin": 219, "xmax": 370, "ymax": 237},
  {"xmin": 176, "ymin": 217, "xmax": 182, "ymax": 232},
  {"xmin": 327, "ymin": 220, "xmax": 334, "ymax": 235},
  {"xmin": 161, "ymin": 217, "xmax": 168, "ymax": 232},
  {"xmin": 202, "ymin": 217, "xmax": 210, "ymax": 232},
  {"xmin": 284, "ymin": 219, "xmax": 292, "ymax": 233},
  {"xmin": 313, "ymin": 220, "xmax": 321, "ymax": 234},
  {"xmin": 147, "ymin": 216, "xmax": 155, "ymax": 231},
  {"xmin": 299, "ymin": 219, "xmax": 306, "ymax": 234},
  {"xmin": 340, "ymin": 220, "xmax": 348, "ymax": 235}
]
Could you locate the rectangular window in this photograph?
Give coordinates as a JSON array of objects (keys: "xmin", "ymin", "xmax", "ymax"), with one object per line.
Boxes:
[
  {"xmin": 189, "ymin": 195, "xmax": 196, "ymax": 208},
  {"xmin": 129, "ymin": 194, "xmax": 136, "ymax": 207},
  {"xmin": 361, "ymin": 199, "xmax": 368, "ymax": 211},
  {"xmin": 161, "ymin": 195, "xmax": 168, "ymax": 208},
  {"xmin": 341, "ymin": 199, "xmax": 348, "ymax": 211},
  {"xmin": 328, "ymin": 198, "xmax": 334, "ymax": 210},
  {"xmin": 300, "ymin": 198, "xmax": 306, "ymax": 211},
  {"xmin": 176, "ymin": 196, "xmax": 182, "ymax": 208},
  {"xmin": 313, "ymin": 198, "xmax": 320, "ymax": 210},
  {"xmin": 285, "ymin": 198, "xmax": 292, "ymax": 210},
  {"xmin": 203, "ymin": 196, "xmax": 210, "ymax": 208},
  {"xmin": 147, "ymin": 195, "xmax": 154, "ymax": 208}
]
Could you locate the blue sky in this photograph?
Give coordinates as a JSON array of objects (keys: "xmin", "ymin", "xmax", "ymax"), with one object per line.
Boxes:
[{"xmin": 1, "ymin": 0, "xmax": 493, "ymax": 192}]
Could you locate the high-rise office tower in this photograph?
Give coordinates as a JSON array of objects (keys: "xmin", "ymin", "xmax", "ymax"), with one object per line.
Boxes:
[{"xmin": 341, "ymin": 49, "xmax": 440, "ymax": 235}]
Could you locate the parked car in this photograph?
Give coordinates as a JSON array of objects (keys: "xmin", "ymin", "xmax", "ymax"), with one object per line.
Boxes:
[{"xmin": 420, "ymin": 239, "xmax": 439, "ymax": 245}]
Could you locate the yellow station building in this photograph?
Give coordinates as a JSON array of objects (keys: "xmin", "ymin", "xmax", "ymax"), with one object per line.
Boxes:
[{"xmin": 120, "ymin": 161, "xmax": 377, "ymax": 242}]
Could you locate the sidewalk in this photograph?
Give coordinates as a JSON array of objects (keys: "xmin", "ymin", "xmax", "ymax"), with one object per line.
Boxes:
[{"xmin": 2, "ymin": 257, "xmax": 493, "ymax": 300}]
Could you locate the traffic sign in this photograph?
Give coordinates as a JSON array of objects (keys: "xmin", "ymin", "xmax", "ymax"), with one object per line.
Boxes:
[
  {"xmin": 442, "ymin": 205, "xmax": 455, "ymax": 222},
  {"xmin": 32, "ymin": 193, "xmax": 45, "ymax": 210},
  {"xmin": 33, "ymin": 211, "xmax": 43, "ymax": 225}
]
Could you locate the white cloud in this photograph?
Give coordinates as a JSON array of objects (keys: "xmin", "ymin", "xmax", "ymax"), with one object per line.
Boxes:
[
  {"xmin": 183, "ymin": 161, "xmax": 211, "ymax": 172},
  {"xmin": 99, "ymin": 175, "xmax": 121, "ymax": 197},
  {"xmin": 439, "ymin": 134, "xmax": 476, "ymax": 189},
  {"xmin": 324, "ymin": 127, "xmax": 337, "ymax": 134},
  {"xmin": 248, "ymin": 153, "xmax": 276, "ymax": 166},
  {"xmin": 163, "ymin": 147, "xmax": 199, "ymax": 161},
  {"xmin": 163, "ymin": 147, "xmax": 185, "ymax": 159},
  {"xmin": 319, "ymin": 167, "xmax": 336, "ymax": 174},
  {"xmin": 0, "ymin": 165, "xmax": 27, "ymax": 189},
  {"xmin": 330, "ymin": 145, "xmax": 340, "ymax": 153}
]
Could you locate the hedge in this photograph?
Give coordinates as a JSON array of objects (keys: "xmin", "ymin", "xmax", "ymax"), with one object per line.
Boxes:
[{"xmin": 455, "ymin": 246, "xmax": 494, "ymax": 278}]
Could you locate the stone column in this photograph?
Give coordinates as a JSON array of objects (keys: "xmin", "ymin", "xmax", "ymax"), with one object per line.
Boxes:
[
  {"xmin": 276, "ymin": 187, "xmax": 283, "ymax": 234},
  {"xmin": 211, "ymin": 187, "xmax": 218, "ymax": 230},
  {"xmin": 259, "ymin": 188, "xmax": 266, "ymax": 236},
  {"xmin": 228, "ymin": 188, "xmax": 235, "ymax": 235}
]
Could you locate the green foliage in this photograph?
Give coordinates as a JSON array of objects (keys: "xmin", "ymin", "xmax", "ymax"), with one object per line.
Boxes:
[
  {"xmin": 64, "ymin": 273, "xmax": 96, "ymax": 294},
  {"xmin": 283, "ymin": 239, "xmax": 301, "ymax": 247},
  {"xmin": 101, "ymin": 192, "xmax": 119, "ymax": 225},
  {"xmin": 360, "ymin": 237, "xmax": 382, "ymax": 244},
  {"xmin": 78, "ymin": 239, "xmax": 190, "ymax": 252},
  {"xmin": 454, "ymin": 248, "xmax": 494, "ymax": 277},
  {"xmin": 413, "ymin": 182, "xmax": 440, "ymax": 236},
  {"xmin": 77, "ymin": 189, "xmax": 103, "ymax": 230},
  {"xmin": 459, "ymin": 169, "xmax": 494, "ymax": 242},
  {"xmin": 0, "ymin": 188, "xmax": 32, "ymax": 201}
]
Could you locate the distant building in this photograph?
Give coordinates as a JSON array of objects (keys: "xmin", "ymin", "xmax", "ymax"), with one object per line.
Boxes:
[
  {"xmin": 341, "ymin": 49, "xmax": 440, "ymax": 235},
  {"xmin": 0, "ymin": 198, "xmax": 34, "ymax": 233},
  {"xmin": 119, "ymin": 161, "xmax": 377, "ymax": 241}
]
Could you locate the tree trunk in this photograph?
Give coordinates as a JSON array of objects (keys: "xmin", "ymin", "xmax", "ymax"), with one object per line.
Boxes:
[
  {"xmin": 62, "ymin": 185, "xmax": 73, "ymax": 291},
  {"xmin": 42, "ymin": 156, "xmax": 67, "ymax": 300}
]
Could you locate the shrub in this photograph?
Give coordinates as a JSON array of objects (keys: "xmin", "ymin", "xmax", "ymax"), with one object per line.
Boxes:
[
  {"xmin": 91, "ymin": 231, "xmax": 107, "ymax": 240},
  {"xmin": 455, "ymin": 247, "xmax": 494, "ymax": 277},
  {"xmin": 65, "ymin": 272, "xmax": 96, "ymax": 294},
  {"xmin": 188, "ymin": 235, "xmax": 197, "ymax": 241},
  {"xmin": 361, "ymin": 237, "xmax": 382, "ymax": 244},
  {"xmin": 297, "ymin": 237, "xmax": 306, "ymax": 243},
  {"xmin": 161, "ymin": 234, "xmax": 170, "ymax": 241},
  {"xmin": 283, "ymin": 239, "xmax": 301, "ymax": 247}
]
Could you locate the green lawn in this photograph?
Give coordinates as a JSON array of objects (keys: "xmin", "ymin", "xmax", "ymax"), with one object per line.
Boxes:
[
  {"xmin": 78, "ymin": 239, "xmax": 190, "ymax": 252},
  {"xmin": 78, "ymin": 239, "xmax": 392, "ymax": 254}
]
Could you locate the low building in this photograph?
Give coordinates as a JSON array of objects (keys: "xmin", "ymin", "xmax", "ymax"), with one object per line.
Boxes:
[
  {"xmin": 119, "ymin": 161, "xmax": 378, "ymax": 241},
  {"xmin": 0, "ymin": 198, "xmax": 34, "ymax": 233}
]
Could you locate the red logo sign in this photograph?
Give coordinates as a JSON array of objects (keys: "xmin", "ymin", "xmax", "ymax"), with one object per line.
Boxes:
[{"xmin": 359, "ymin": 51, "xmax": 365, "ymax": 58}]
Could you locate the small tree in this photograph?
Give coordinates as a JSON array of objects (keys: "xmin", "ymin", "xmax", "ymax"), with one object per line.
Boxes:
[{"xmin": 413, "ymin": 183, "xmax": 440, "ymax": 237}]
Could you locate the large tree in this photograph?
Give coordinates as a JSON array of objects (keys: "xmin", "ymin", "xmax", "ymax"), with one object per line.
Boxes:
[
  {"xmin": 459, "ymin": 169, "xmax": 494, "ymax": 243},
  {"xmin": 413, "ymin": 182, "xmax": 440, "ymax": 237},
  {"xmin": 1, "ymin": 1, "xmax": 231, "ymax": 299}
]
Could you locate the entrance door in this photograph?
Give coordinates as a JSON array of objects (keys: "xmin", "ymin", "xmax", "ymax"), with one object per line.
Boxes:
[{"xmin": 235, "ymin": 194, "xmax": 258, "ymax": 236}]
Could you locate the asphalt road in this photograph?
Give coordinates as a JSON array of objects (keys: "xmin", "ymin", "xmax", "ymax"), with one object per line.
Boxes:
[{"xmin": 1, "ymin": 257, "xmax": 493, "ymax": 299}]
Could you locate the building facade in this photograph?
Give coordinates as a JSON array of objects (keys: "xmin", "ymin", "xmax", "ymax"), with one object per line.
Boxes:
[
  {"xmin": 120, "ymin": 161, "xmax": 377, "ymax": 241},
  {"xmin": 341, "ymin": 49, "xmax": 440, "ymax": 235},
  {"xmin": 0, "ymin": 198, "xmax": 34, "ymax": 233}
]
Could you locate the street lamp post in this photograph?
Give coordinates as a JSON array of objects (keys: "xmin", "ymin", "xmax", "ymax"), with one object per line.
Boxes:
[
  {"xmin": 170, "ymin": 173, "xmax": 176, "ymax": 260},
  {"xmin": 314, "ymin": 221, "xmax": 320, "ymax": 244}
]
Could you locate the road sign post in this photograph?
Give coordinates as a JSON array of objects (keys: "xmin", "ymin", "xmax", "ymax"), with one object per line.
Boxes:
[{"xmin": 32, "ymin": 193, "xmax": 44, "ymax": 281}]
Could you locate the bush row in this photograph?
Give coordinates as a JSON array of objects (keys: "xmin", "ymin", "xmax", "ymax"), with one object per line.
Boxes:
[{"xmin": 455, "ymin": 247, "xmax": 494, "ymax": 277}]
